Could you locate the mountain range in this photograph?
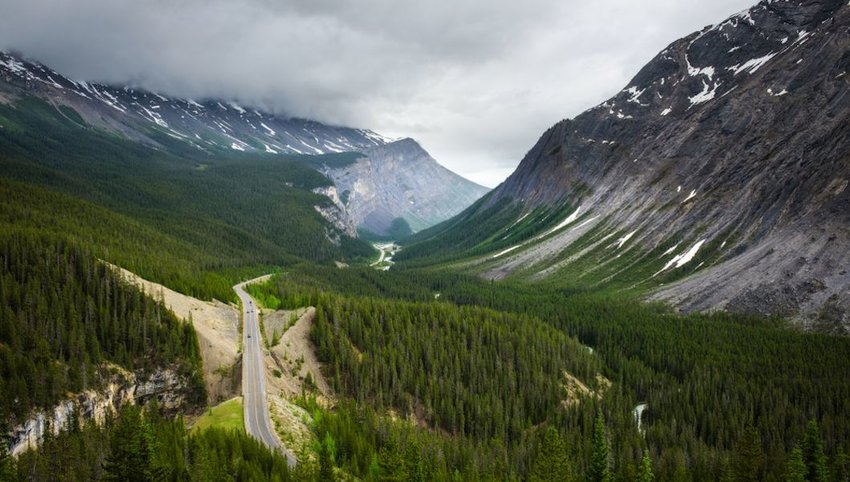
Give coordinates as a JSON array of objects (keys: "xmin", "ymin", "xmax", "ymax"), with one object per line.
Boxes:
[
  {"xmin": 404, "ymin": 0, "xmax": 850, "ymax": 331},
  {"xmin": 5, "ymin": 1, "xmax": 850, "ymax": 480},
  {"xmin": 0, "ymin": 50, "xmax": 487, "ymax": 237}
]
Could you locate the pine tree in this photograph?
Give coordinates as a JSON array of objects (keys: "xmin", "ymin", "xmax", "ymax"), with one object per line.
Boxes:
[
  {"xmin": 785, "ymin": 446, "xmax": 807, "ymax": 482},
  {"xmin": 318, "ymin": 433, "xmax": 336, "ymax": 482},
  {"xmin": 529, "ymin": 426, "xmax": 573, "ymax": 482},
  {"xmin": 366, "ymin": 454, "xmax": 381, "ymax": 481},
  {"xmin": 378, "ymin": 437, "xmax": 403, "ymax": 481},
  {"xmin": 190, "ymin": 444, "xmax": 216, "ymax": 482},
  {"xmin": 803, "ymin": 420, "xmax": 830, "ymax": 482},
  {"xmin": 589, "ymin": 413, "xmax": 611, "ymax": 482},
  {"xmin": 637, "ymin": 450, "xmax": 654, "ymax": 482},
  {"xmin": 732, "ymin": 426, "xmax": 764, "ymax": 482},
  {"xmin": 403, "ymin": 437, "xmax": 426, "ymax": 482},
  {"xmin": 833, "ymin": 449, "xmax": 850, "ymax": 482},
  {"xmin": 103, "ymin": 406, "xmax": 150, "ymax": 482},
  {"xmin": 0, "ymin": 406, "xmax": 11, "ymax": 482},
  {"xmin": 0, "ymin": 436, "xmax": 12, "ymax": 482}
]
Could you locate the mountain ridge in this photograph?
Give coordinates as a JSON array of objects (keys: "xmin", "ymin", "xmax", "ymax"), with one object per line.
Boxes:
[
  {"xmin": 403, "ymin": 0, "xmax": 850, "ymax": 330},
  {"xmin": 0, "ymin": 49, "xmax": 488, "ymax": 237},
  {"xmin": 0, "ymin": 50, "xmax": 393, "ymax": 155}
]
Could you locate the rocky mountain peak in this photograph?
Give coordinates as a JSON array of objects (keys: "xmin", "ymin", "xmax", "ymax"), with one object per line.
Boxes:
[
  {"xmin": 459, "ymin": 0, "xmax": 850, "ymax": 329},
  {"xmin": 324, "ymin": 138, "xmax": 489, "ymax": 236}
]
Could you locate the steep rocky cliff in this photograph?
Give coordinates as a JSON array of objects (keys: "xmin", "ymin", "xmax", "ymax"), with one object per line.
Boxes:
[
  {"xmin": 413, "ymin": 0, "xmax": 850, "ymax": 330},
  {"xmin": 7, "ymin": 366, "xmax": 196, "ymax": 456},
  {"xmin": 319, "ymin": 138, "xmax": 489, "ymax": 236}
]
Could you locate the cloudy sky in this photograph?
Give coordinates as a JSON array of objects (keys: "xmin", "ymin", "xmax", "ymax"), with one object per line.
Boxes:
[{"xmin": 0, "ymin": 0, "xmax": 754, "ymax": 187}]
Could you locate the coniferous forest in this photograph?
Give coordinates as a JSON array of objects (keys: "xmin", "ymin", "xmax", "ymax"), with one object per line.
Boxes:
[
  {"xmin": 1, "ymin": 39, "xmax": 850, "ymax": 481},
  {"xmin": 244, "ymin": 267, "xmax": 850, "ymax": 481},
  {"xmin": 0, "ymin": 232, "xmax": 205, "ymax": 422},
  {"xmin": 10, "ymin": 404, "xmax": 295, "ymax": 481}
]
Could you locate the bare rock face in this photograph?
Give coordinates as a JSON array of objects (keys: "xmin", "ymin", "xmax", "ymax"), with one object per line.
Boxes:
[
  {"xmin": 312, "ymin": 186, "xmax": 358, "ymax": 239},
  {"xmin": 480, "ymin": 0, "xmax": 850, "ymax": 328},
  {"xmin": 321, "ymin": 138, "xmax": 489, "ymax": 236},
  {"xmin": 7, "ymin": 367, "xmax": 194, "ymax": 456}
]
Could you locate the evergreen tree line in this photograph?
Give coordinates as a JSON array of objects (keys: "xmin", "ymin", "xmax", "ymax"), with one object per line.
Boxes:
[
  {"xmin": 255, "ymin": 268, "xmax": 850, "ymax": 480},
  {"xmin": 310, "ymin": 293, "xmax": 601, "ymax": 443},
  {"xmin": 0, "ymin": 97, "xmax": 374, "ymax": 302},
  {"xmin": 3, "ymin": 404, "xmax": 295, "ymax": 482},
  {"xmin": 303, "ymin": 395, "xmax": 624, "ymax": 481},
  {"xmin": 0, "ymin": 231, "xmax": 206, "ymax": 422}
]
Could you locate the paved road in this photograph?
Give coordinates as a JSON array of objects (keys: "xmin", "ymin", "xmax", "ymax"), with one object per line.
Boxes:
[{"xmin": 234, "ymin": 279, "xmax": 297, "ymax": 467}]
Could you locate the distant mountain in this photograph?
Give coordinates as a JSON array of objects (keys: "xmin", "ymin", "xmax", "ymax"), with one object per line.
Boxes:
[
  {"xmin": 402, "ymin": 0, "xmax": 850, "ymax": 331},
  {"xmin": 0, "ymin": 51, "xmax": 487, "ymax": 236},
  {"xmin": 311, "ymin": 138, "xmax": 489, "ymax": 236},
  {"xmin": 0, "ymin": 51, "xmax": 391, "ymax": 155}
]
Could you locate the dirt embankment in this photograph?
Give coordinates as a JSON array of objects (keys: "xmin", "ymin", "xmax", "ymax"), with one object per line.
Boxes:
[
  {"xmin": 113, "ymin": 266, "xmax": 241, "ymax": 404},
  {"xmin": 262, "ymin": 307, "xmax": 332, "ymax": 401},
  {"xmin": 253, "ymin": 305, "xmax": 333, "ymax": 462}
]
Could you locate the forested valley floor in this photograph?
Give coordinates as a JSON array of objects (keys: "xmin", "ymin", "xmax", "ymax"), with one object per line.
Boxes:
[{"xmin": 2, "ymin": 95, "xmax": 849, "ymax": 481}]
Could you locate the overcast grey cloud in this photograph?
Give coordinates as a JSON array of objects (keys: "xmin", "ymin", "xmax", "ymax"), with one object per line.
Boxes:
[{"xmin": 0, "ymin": 0, "xmax": 755, "ymax": 186}]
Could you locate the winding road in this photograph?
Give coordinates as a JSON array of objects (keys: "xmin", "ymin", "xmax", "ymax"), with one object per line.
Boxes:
[{"xmin": 234, "ymin": 279, "xmax": 297, "ymax": 467}]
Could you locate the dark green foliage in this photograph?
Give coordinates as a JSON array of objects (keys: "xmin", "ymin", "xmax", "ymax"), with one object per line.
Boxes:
[
  {"xmin": 0, "ymin": 232, "xmax": 205, "ymax": 421},
  {"xmin": 318, "ymin": 433, "xmax": 336, "ymax": 482},
  {"xmin": 638, "ymin": 450, "xmax": 654, "ymax": 482},
  {"xmin": 589, "ymin": 414, "xmax": 611, "ymax": 482},
  {"xmin": 310, "ymin": 293, "xmax": 598, "ymax": 443},
  {"xmin": 529, "ymin": 426, "xmax": 573, "ymax": 482},
  {"xmin": 304, "ymin": 399, "xmax": 520, "ymax": 481},
  {"xmin": 0, "ymin": 414, "xmax": 11, "ymax": 482},
  {"xmin": 786, "ymin": 446, "xmax": 807, "ymax": 482},
  {"xmin": 103, "ymin": 405, "xmax": 158, "ymax": 481},
  {"xmin": 731, "ymin": 426, "xmax": 764, "ymax": 482},
  {"xmin": 835, "ymin": 450, "xmax": 850, "ymax": 482},
  {"xmin": 804, "ymin": 420, "xmax": 831, "ymax": 482},
  {"xmin": 0, "ymin": 97, "xmax": 373, "ymax": 302},
  {"xmin": 15, "ymin": 404, "xmax": 293, "ymax": 481}
]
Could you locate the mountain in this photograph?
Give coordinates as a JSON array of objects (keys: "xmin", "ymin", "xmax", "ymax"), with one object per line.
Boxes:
[
  {"xmin": 0, "ymin": 51, "xmax": 391, "ymax": 155},
  {"xmin": 0, "ymin": 51, "xmax": 487, "ymax": 236},
  {"xmin": 310, "ymin": 138, "xmax": 489, "ymax": 236},
  {"xmin": 402, "ymin": 0, "xmax": 850, "ymax": 330}
]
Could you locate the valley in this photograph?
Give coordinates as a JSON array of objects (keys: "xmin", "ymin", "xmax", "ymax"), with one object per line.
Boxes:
[{"xmin": 2, "ymin": 0, "xmax": 850, "ymax": 481}]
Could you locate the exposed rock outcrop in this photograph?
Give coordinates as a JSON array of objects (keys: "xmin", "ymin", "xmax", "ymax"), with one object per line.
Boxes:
[
  {"xmin": 8, "ymin": 367, "xmax": 193, "ymax": 456},
  {"xmin": 319, "ymin": 138, "xmax": 489, "ymax": 236},
  {"xmin": 468, "ymin": 0, "xmax": 850, "ymax": 327},
  {"xmin": 312, "ymin": 186, "xmax": 358, "ymax": 238}
]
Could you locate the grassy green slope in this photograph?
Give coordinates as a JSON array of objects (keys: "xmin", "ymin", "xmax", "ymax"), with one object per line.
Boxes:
[
  {"xmin": 191, "ymin": 397, "xmax": 245, "ymax": 433},
  {"xmin": 399, "ymin": 190, "xmax": 737, "ymax": 298},
  {"xmin": 0, "ymin": 96, "xmax": 374, "ymax": 300},
  {"xmin": 398, "ymin": 195, "xmax": 580, "ymax": 266}
]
